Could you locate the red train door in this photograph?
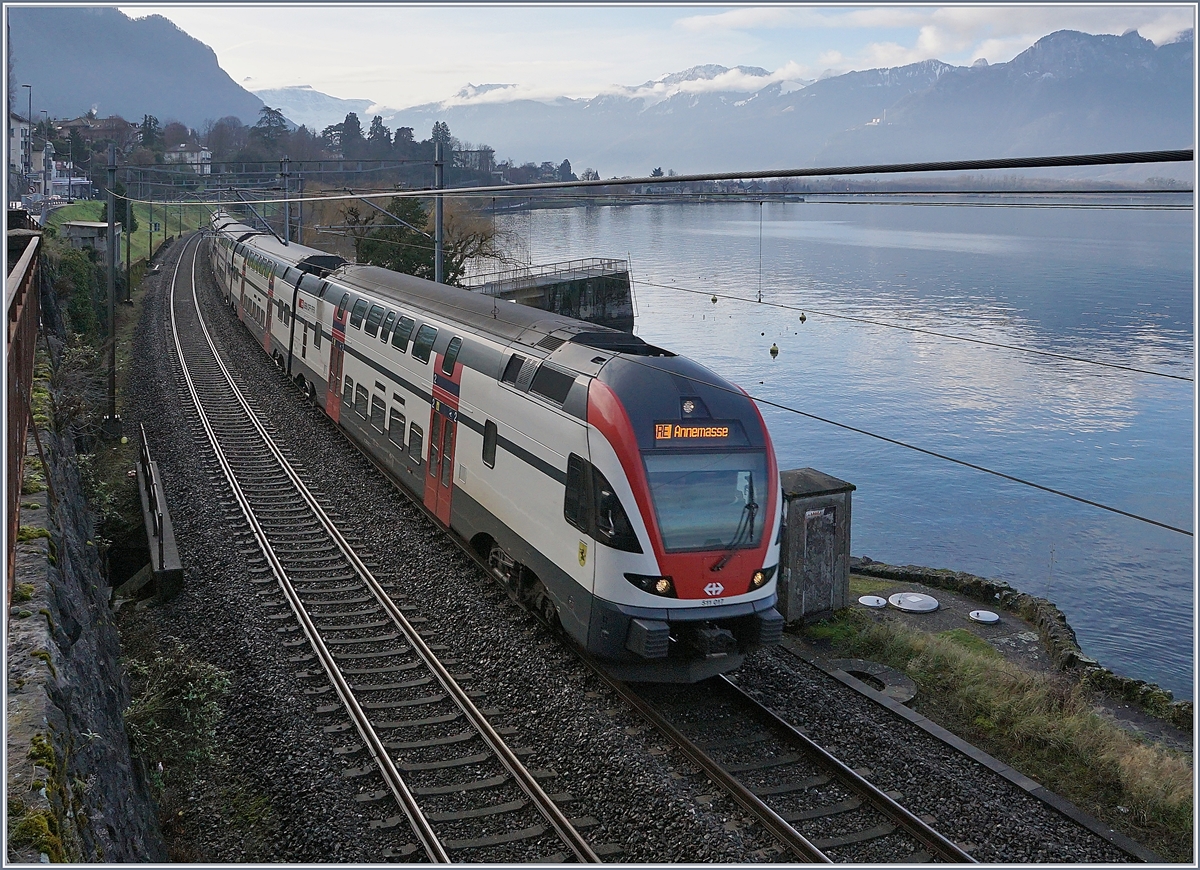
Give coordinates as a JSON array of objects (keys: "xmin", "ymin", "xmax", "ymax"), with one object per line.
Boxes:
[
  {"xmin": 325, "ymin": 303, "xmax": 347, "ymax": 423},
  {"xmin": 424, "ymin": 401, "xmax": 456, "ymax": 526},
  {"xmin": 424, "ymin": 341, "xmax": 463, "ymax": 526}
]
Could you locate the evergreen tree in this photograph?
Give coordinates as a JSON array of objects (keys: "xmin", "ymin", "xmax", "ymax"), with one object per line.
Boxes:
[
  {"xmin": 98, "ymin": 179, "xmax": 138, "ymax": 233},
  {"xmin": 367, "ymin": 115, "xmax": 391, "ymax": 157},
  {"xmin": 356, "ymin": 197, "xmax": 434, "ymax": 279},
  {"xmin": 250, "ymin": 106, "xmax": 289, "ymax": 155},
  {"xmin": 340, "ymin": 112, "xmax": 365, "ymax": 159},
  {"xmin": 140, "ymin": 114, "xmax": 161, "ymax": 150}
]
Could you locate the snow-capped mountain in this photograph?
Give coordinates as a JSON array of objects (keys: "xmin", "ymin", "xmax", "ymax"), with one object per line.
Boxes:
[
  {"xmin": 252, "ymin": 85, "xmax": 376, "ymax": 132},
  {"xmin": 381, "ymin": 30, "xmax": 1192, "ymax": 178}
]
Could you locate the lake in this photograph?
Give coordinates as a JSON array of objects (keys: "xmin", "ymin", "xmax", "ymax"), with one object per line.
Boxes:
[{"xmin": 500, "ymin": 199, "xmax": 1195, "ymax": 699}]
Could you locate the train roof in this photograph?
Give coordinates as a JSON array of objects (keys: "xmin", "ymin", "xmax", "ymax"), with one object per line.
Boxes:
[
  {"xmin": 214, "ymin": 212, "xmax": 664, "ymax": 356},
  {"xmin": 338, "ymin": 264, "xmax": 663, "ymax": 356}
]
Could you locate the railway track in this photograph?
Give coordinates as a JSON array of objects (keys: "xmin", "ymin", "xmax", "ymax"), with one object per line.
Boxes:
[
  {"xmin": 601, "ymin": 673, "xmax": 976, "ymax": 864},
  {"xmin": 167, "ymin": 232, "xmax": 607, "ymax": 863}
]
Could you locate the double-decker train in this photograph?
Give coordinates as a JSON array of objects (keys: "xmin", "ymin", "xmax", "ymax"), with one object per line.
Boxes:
[{"xmin": 207, "ymin": 212, "xmax": 783, "ymax": 681}]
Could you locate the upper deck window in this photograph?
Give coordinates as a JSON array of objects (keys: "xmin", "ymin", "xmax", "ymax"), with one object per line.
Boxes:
[
  {"xmin": 391, "ymin": 316, "xmax": 415, "ymax": 352},
  {"xmin": 441, "ymin": 337, "xmax": 462, "ymax": 375},
  {"xmin": 412, "ymin": 324, "xmax": 438, "ymax": 364},
  {"xmin": 380, "ymin": 311, "xmax": 396, "ymax": 342},
  {"xmin": 364, "ymin": 304, "xmax": 385, "ymax": 337},
  {"xmin": 350, "ymin": 299, "xmax": 368, "ymax": 328},
  {"xmin": 530, "ymin": 364, "xmax": 576, "ymax": 406}
]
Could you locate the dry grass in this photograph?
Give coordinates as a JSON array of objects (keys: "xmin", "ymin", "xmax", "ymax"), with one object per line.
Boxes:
[{"xmin": 803, "ymin": 611, "xmax": 1193, "ymax": 861}]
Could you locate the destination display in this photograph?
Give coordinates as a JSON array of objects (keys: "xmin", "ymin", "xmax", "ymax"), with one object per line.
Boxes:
[{"xmin": 654, "ymin": 421, "xmax": 736, "ymax": 442}]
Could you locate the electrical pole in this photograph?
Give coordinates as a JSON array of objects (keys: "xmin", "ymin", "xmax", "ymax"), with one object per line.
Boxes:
[
  {"xmin": 124, "ymin": 194, "xmax": 132, "ymax": 303},
  {"xmin": 102, "ymin": 144, "xmax": 121, "ymax": 439},
  {"xmin": 281, "ymin": 155, "xmax": 291, "ymax": 243},
  {"xmin": 434, "ymin": 140, "xmax": 444, "ymax": 284},
  {"xmin": 297, "ymin": 175, "xmax": 304, "ymax": 245}
]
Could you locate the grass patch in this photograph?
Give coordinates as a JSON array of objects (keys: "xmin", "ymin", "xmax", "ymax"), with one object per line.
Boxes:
[
  {"xmin": 848, "ymin": 574, "xmax": 898, "ymax": 597},
  {"xmin": 937, "ymin": 627, "xmax": 1001, "ymax": 659},
  {"xmin": 799, "ymin": 613, "xmax": 1193, "ymax": 861},
  {"xmin": 124, "ymin": 637, "xmax": 231, "ymax": 791},
  {"xmin": 46, "ymin": 201, "xmax": 209, "ymax": 266},
  {"xmin": 12, "ymin": 583, "xmax": 35, "ymax": 603}
]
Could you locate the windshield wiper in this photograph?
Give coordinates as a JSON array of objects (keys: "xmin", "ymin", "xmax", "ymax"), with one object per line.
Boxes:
[{"xmin": 711, "ymin": 474, "xmax": 757, "ymax": 572}]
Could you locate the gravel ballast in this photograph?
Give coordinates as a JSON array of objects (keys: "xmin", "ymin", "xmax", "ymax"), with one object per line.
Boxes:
[{"xmin": 117, "ymin": 234, "xmax": 1147, "ymax": 862}]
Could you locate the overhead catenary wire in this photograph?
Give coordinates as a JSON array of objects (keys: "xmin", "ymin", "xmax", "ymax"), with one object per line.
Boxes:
[
  {"xmin": 612, "ymin": 352, "xmax": 1193, "ymax": 538},
  {"xmin": 117, "ymin": 148, "xmax": 1195, "ymax": 207}
]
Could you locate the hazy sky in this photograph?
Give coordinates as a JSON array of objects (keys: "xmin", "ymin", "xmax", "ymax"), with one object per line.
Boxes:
[{"xmin": 122, "ymin": 4, "xmax": 1195, "ymax": 111}]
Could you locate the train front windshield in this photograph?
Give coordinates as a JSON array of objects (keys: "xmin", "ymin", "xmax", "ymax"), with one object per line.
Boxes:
[{"xmin": 643, "ymin": 451, "xmax": 767, "ymax": 552}]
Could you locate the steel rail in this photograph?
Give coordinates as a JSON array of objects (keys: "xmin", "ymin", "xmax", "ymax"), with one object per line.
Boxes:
[
  {"xmin": 167, "ymin": 234, "xmax": 449, "ymax": 862},
  {"xmin": 182, "ymin": 233, "xmax": 600, "ymax": 864},
  {"xmin": 717, "ymin": 675, "xmax": 977, "ymax": 864},
  {"xmin": 594, "ymin": 670, "xmax": 831, "ymax": 862}
]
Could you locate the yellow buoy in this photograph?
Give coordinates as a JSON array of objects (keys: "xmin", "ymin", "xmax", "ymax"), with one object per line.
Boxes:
[{"xmin": 769, "ymin": 343, "xmax": 779, "ymax": 358}]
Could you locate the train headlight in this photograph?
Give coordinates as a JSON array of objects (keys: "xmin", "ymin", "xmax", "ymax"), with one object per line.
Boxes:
[
  {"xmin": 750, "ymin": 565, "xmax": 777, "ymax": 589},
  {"xmin": 624, "ymin": 573, "xmax": 676, "ymax": 598}
]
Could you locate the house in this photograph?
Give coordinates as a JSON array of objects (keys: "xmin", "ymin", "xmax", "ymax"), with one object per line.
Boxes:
[
  {"xmin": 163, "ymin": 143, "xmax": 211, "ymax": 175},
  {"xmin": 57, "ymin": 115, "xmax": 137, "ymax": 149},
  {"xmin": 60, "ymin": 221, "xmax": 121, "ymax": 251},
  {"xmin": 8, "ymin": 112, "xmax": 30, "ymax": 176}
]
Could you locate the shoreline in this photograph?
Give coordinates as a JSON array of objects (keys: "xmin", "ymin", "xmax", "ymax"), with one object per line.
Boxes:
[{"xmin": 848, "ymin": 556, "xmax": 1192, "ymax": 732}]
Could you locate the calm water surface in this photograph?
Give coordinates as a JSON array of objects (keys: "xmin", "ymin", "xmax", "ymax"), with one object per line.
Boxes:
[{"xmin": 504, "ymin": 201, "xmax": 1195, "ymax": 699}]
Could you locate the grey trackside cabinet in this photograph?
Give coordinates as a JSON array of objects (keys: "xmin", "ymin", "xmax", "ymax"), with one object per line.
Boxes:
[{"xmin": 778, "ymin": 468, "xmax": 855, "ymax": 623}]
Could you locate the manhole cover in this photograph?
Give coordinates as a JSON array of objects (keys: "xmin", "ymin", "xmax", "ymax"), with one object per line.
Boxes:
[
  {"xmin": 969, "ymin": 610, "xmax": 1000, "ymax": 624},
  {"xmin": 888, "ymin": 592, "xmax": 939, "ymax": 613},
  {"xmin": 858, "ymin": 595, "xmax": 887, "ymax": 608}
]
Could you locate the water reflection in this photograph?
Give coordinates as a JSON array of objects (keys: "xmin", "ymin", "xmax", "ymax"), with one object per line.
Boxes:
[{"xmin": 506, "ymin": 201, "xmax": 1194, "ymax": 698}]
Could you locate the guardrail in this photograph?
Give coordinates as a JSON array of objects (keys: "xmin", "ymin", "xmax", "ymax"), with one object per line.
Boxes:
[
  {"xmin": 6, "ymin": 232, "xmax": 41, "ymax": 602},
  {"xmin": 123, "ymin": 423, "xmax": 182, "ymax": 602}
]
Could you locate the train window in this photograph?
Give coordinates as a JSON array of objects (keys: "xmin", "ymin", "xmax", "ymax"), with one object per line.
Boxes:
[
  {"xmin": 342, "ymin": 376, "xmax": 354, "ymax": 406},
  {"xmin": 350, "ymin": 299, "xmax": 368, "ymax": 329},
  {"xmin": 364, "ymin": 304, "xmax": 385, "ymax": 337},
  {"xmin": 440, "ymin": 424, "xmax": 455, "ymax": 487},
  {"xmin": 380, "ymin": 311, "xmax": 396, "ymax": 342},
  {"xmin": 336, "ymin": 292, "xmax": 350, "ymax": 318},
  {"xmin": 313, "ymin": 317, "xmax": 321, "ymax": 348},
  {"xmin": 318, "ymin": 281, "xmax": 330, "ymax": 298},
  {"xmin": 370, "ymin": 394, "xmax": 386, "ymax": 432},
  {"xmin": 412, "ymin": 324, "xmax": 438, "ymax": 364},
  {"xmin": 501, "ymin": 354, "xmax": 525, "ymax": 385},
  {"xmin": 388, "ymin": 408, "xmax": 407, "ymax": 446},
  {"xmin": 391, "ymin": 316, "xmax": 415, "ymax": 352},
  {"xmin": 530, "ymin": 364, "xmax": 576, "ymax": 406},
  {"xmin": 428, "ymin": 416, "xmax": 441, "ymax": 476},
  {"xmin": 301, "ymin": 325, "xmax": 308, "ymax": 359},
  {"xmin": 408, "ymin": 423, "xmax": 423, "ymax": 464},
  {"xmin": 482, "ymin": 420, "xmax": 497, "ymax": 469},
  {"xmin": 564, "ymin": 454, "xmax": 589, "ymax": 532},
  {"xmin": 441, "ymin": 337, "xmax": 462, "ymax": 375},
  {"xmin": 590, "ymin": 465, "xmax": 642, "ymax": 553},
  {"xmin": 354, "ymin": 385, "xmax": 369, "ymax": 418}
]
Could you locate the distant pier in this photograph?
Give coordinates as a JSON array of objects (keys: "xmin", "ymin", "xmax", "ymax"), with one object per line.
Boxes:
[{"xmin": 462, "ymin": 257, "xmax": 635, "ymax": 331}]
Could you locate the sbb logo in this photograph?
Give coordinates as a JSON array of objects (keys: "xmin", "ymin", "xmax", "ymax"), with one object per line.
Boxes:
[{"xmin": 704, "ymin": 582, "xmax": 724, "ymax": 597}]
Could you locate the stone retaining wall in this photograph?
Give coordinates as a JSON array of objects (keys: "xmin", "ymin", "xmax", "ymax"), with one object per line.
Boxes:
[
  {"xmin": 851, "ymin": 558, "xmax": 1192, "ymax": 733},
  {"xmin": 6, "ymin": 267, "xmax": 166, "ymax": 861},
  {"xmin": 6, "ymin": 425, "xmax": 167, "ymax": 862}
]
